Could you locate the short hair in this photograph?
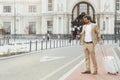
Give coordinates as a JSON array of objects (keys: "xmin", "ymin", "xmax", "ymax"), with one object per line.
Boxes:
[
  {"xmin": 83, "ymin": 15, "xmax": 91, "ymax": 21},
  {"xmin": 81, "ymin": 12, "xmax": 86, "ymax": 16}
]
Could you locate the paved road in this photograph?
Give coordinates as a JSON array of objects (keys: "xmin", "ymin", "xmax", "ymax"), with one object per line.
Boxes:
[{"xmin": 0, "ymin": 45, "xmax": 84, "ymax": 80}]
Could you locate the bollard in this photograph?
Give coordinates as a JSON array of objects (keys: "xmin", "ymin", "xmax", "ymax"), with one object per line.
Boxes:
[
  {"xmin": 119, "ymin": 39, "xmax": 120, "ymax": 47},
  {"xmin": 65, "ymin": 39, "xmax": 67, "ymax": 47},
  {"xmin": 30, "ymin": 40, "xmax": 32, "ymax": 52},
  {"xmin": 67, "ymin": 39, "xmax": 69, "ymax": 46},
  {"xmin": 46, "ymin": 40, "xmax": 47, "ymax": 49},
  {"xmin": 60, "ymin": 40, "xmax": 62, "ymax": 47},
  {"xmin": 0, "ymin": 39, "xmax": 1, "ymax": 46},
  {"xmin": 55, "ymin": 40, "xmax": 56, "ymax": 48},
  {"xmin": 36, "ymin": 40, "xmax": 37, "ymax": 51},
  {"xmin": 62, "ymin": 40, "xmax": 63, "ymax": 47},
  {"xmin": 61, "ymin": 40, "xmax": 63, "ymax": 47},
  {"xmin": 7, "ymin": 38, "xmax": 9, "ymax": 45},
  {"xmin": 71, "ymin": 40, "xmax": 73, "ymax": 45},
  {"xmin": 76, "ymin": 39, "xmax": 77, "ymax": 45},
  {"xmin": 50, "ymin": 40, "xmax": 51, "ymax": 49},
  {"xmin": 53, "ymin": 40, "xmax": 55, "ymax": 48},
  {"xmin": 59, "ymin": 40, "xmax": 61, "ymax": 47},
  {"xmin": 41, "ymin": 41, "xmax": 43, "ymax": 50},
  {"xmin": 65, "ymin": 40, "xmax": 66, "ymax": 46},
  {"xmin": 56, "ymin": 40, "xmax": 58, "ymax": 48}
]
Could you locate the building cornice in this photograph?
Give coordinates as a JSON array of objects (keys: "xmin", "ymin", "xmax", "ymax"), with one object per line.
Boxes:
[
  {"xmin": 96, "ymin": 12, "xmax": 115, "ymax": 15},
  {"xmin": 41, "ymin": 12, "xmax": 72, "ymax": 16}
]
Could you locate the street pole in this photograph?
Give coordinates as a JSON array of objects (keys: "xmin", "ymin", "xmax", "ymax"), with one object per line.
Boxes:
[
  {"xmin": 14, "ymin": 0, "xmax": 16, "ymax": 42},
  {"xmin": 115, "ymin": 0, "xmax": 117, "ymax": 43}
]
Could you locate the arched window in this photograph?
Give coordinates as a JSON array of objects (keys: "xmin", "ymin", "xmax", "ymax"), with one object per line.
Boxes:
[{"xmin": 72, "ymin": 2, "xmax": 95, "ymax": 22}]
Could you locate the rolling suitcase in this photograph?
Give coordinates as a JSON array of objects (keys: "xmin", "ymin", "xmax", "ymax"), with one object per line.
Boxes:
[{"xmin": 100, "ymin": 45, "xmax": 119, "ymax": 75}]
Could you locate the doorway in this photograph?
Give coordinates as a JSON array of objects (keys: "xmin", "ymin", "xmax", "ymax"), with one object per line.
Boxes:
[{"xmin": 72, "ymin": 2, "xmax": 95, "ymax": 21}]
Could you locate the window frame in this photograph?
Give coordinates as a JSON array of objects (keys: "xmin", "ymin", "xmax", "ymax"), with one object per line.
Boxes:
[
  {"xmin": 48, "ymin": 0, "xmax": 53, "ymax": 11},
  {"xmin": 28, "ymin": 5, "xmax": 37, "ymax": 13},
  {"xmin": 3, "ymin": 6, "xmax": 11, "ymax": 13}
]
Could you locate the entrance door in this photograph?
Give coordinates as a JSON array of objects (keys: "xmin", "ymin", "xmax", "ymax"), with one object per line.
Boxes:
[{"xmin": 72, "ymin": 2, "xmax": 95, "ymax": 21}]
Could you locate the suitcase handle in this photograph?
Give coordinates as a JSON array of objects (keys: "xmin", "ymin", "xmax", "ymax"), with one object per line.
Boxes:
[{"xmin": 99, "ymin": 45, "xmax": 107, "ymax": 58}]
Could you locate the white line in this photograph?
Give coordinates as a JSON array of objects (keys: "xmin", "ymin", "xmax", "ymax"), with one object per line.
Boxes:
[
  {"xmin": 40, "ymin": 55, "xmax": 84, "ymax": 80},
  {"xmin": 40, "ymin": 56, "xmax": 65, "ymax": 62},
  {"xmin": 59, "ymin": 59, "xmax": 85, "ymax": 80}
]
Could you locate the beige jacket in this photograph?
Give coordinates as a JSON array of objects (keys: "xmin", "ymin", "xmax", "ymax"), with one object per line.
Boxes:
[{"xmin": 80, "ymin": 23, "xmax": 101, "ymax": 45}]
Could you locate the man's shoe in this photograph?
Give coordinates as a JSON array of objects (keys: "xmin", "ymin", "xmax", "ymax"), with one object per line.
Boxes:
[
  {"xmin": 92, "ymin": 71, "xmax": 97, "ymax": 75},
  {"xmin": 81, "ymin": 71, "xmax": 91, "ymax": 74}
]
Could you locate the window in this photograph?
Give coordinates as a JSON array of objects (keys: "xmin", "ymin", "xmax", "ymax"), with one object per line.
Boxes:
[
  {"xmin": 3, "ymin": 6, "xmax": 11, "ymax": 13},
  {"xmin": 29, "ymin": 5, "xmax": 37, "ymax": 12},
  {"xmin": 47, "ymin": 20, "xmax": 53, "ymax": 34},
  {"xmin": 80, "ymin": 4, "xmax": 87, "ymax": 13},
  {"xmin": 116, "ymin": 2, "xmax": 120, "ymax": 10},
  {"xmin": 117, "ymin": 0, "xmax": 120, "ymax": 2},
  {"xmin": 3, "ymin": 22, "xmax": 11, "ymax": 34},
  {"xmin": 57, "ymin": 4, "xmax": 63, "ymax": 11},
  {"xmin": 29, "ymin": 22, "xmax": 36, "ymax": 34},
  {"xmin": 48, "ymin": 0, "xmax": 53, "ymax": 11},
  {"xmin": 116, "ymin": 0, "xmax": 120, "ymax": 10}
]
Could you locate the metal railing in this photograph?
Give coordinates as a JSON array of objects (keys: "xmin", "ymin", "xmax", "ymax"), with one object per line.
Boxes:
[
  {"xmin": 0, "ymin": 36, "xmax": 79, "ymax": 55},
  {"xmin": 0, "ymin": 34, "xmax": 120, "ymax": 56}
]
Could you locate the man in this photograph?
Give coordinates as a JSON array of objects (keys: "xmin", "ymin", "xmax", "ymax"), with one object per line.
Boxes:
[
  {"xmin": 76, "ymin": 12, "xmax": 86, "ymax": 33},
  {"xmin": 79, "ymin": 15, "xmax": 102, "ymax": 75}
]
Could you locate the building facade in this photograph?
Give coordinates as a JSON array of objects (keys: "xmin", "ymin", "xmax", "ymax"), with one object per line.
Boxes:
[{"xmin": 0, "ymin": 0, "xmax": 118, "ymax": 35}]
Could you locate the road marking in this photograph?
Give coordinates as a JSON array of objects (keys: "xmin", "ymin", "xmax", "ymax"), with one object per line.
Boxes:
[
  {"xmin": 40, "ymin": 56, "xmax": 65, "ymax": 62},
  {"xmin": 59, "ymin": 59, "xmax": 85, "ymax": 80},
  {"xmin": 40, "ymin": 54, "xmax": 83, "ymax": 80}
]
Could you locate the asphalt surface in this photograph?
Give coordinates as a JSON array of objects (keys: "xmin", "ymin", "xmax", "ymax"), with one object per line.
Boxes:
[{"xmin": 0, "ymin": 45, "xmax": 84, "ymax": 80}]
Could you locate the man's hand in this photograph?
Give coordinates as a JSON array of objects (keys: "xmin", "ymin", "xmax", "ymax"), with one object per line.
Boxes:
[
  {"xmin": 98, "ymin": 37, "xmax": 103, "ymax": 45},
  {"xmin": 77, "ymin": 31, "xmax": 80, "ymax": 35}
]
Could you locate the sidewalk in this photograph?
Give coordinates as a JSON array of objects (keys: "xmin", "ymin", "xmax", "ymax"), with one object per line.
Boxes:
[{"xmin": 65, "ymin": 45, "xmax": 120, "ymax": 80}]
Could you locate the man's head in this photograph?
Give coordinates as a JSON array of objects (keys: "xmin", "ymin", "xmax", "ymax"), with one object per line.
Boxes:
[
  {"xmin": 83, "ymin": 15, "xmax": 91, "ymax": 24},
  {"xmin": 81, "ymin": 12, "xmax": 86, "ymax": 16}
]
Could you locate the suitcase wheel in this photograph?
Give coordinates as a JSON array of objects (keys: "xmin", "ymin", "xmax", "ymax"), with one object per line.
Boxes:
[
  {"xmin": 108, "ymin": 72, "xmax": 110, "ymax": 74},
  {"xmin": 113, "ymin": 73, "xmax": 117, "ymax": 75},
  {"xmin": 107, "ymin": 72, "xmax": 117, "ymax": 75}
]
